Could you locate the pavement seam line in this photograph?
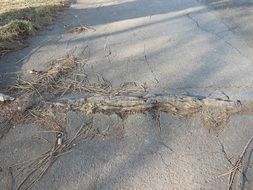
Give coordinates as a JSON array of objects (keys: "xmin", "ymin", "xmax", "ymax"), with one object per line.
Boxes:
[
  {"xmin": 218, "ymin": 139, "xmax": 233, "ymax": 166},
  {"xmin": 186, "ymin": 13, "xmax": 250, "ymax": 62},
  {"xmin": 143, "ymin": 44, "xmax": 160, "ymax": 85}
]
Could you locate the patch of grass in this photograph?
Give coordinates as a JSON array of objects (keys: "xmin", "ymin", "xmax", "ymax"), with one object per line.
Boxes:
[{"xmin": 0, "ymin": 0, "xmax": 68, "ymax": 57}]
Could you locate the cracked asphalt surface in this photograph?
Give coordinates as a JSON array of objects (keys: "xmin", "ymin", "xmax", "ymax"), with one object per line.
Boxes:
[{"xmin": 1, "ymin": 0, "xmax": 253, "ymax": 189}]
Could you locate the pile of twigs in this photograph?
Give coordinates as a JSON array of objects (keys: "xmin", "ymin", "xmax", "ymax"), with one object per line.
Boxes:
[
  {"xmin": 8, "ymin": 54, "xmax": 145, "ymax": 99},
  {"xmin": 8, "ymin": 54, "xmax": 79, "ymax": 98}
]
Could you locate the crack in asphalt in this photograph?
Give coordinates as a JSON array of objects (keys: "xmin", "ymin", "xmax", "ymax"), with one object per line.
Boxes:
[
  {"xmin": 158, "ymin": 152, "xmax": 170, "ymax": 168},
  {"xmin": 143, "ymin": 45, "xmax": 160, "ymax": 85},
  {"xmin": 104, "ymin": 37, "xmax": 112, "ymax": 64},
  {"xmin": 218, "ymin": 139, "xmax": 234, "ymax": 166},
  {"xmin": 186, "ymin": 13, "xmax": 250, "ymax": 61}
]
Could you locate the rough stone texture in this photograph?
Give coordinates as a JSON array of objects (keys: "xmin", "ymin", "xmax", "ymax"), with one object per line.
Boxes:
[{"xmin": 1, "ymin": 0, "xmax": 253, "ymax": 189}]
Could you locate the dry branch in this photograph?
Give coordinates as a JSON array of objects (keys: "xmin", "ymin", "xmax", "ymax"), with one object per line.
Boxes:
[
  {"xmin": 55, "ymin": 93, "xmax": 244, "ymax": 118},
  {"xmin": 2, "ymin": 91, "xmax": 251, "ymax": 130},
  {"xmin": 68, "ymin": 94, "xmax": 248, "ymax": 130},
  {"xmin": 85, "ymin": 94, "xmax": 243, "ymax": 114},
  {"xmin": 224, "ymin": 135, "xmax": 253, "ymax": 190}
]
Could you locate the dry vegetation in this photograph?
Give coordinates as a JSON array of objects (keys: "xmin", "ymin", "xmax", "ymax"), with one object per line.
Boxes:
[{"xmin": 0, "ymin": 0, "xmax": 68, "ymax": 57}]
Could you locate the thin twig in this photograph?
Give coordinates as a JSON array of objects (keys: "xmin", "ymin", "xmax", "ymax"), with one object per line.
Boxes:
[{"xmin": 224, "ymin": 134, "xmax": 253, "ymax": 190}]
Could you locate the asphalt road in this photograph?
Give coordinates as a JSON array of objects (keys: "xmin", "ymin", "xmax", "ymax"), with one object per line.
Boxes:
[{"xmin": 1, "ymin": 0, "xmax": 253, "ymax": 189}]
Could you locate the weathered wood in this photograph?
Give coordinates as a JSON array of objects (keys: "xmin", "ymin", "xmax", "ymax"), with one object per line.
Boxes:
[
  {"xmin": 1, "ymin": 92, "xmax": 252, "ymax": 130},
  {"xmin": 65, "ymin": 94, "xmax": 250, "ymax": 130},
  {"xmin": 68, "ymin": 94, "xmax": 244, "ymax": 115}
]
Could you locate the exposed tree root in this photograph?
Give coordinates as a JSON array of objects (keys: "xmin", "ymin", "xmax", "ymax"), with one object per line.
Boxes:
[
  {"xmin": 46, "ymin": 93, "xmax": 253, "ymax": 131},
  {"xmin": 1, "ymin": 91, "xmax": 251, "ymax": 130}
]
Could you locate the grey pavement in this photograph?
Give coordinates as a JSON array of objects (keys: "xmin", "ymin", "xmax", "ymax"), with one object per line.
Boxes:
[{"xmin": 1, "ymin": 0, "xmax": 253, "ymax": 189}]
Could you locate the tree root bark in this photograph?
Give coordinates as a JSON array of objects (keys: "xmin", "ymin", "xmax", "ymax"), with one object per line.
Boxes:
[
  {"xmin": 69, "ymin": 94, "xmax": 249, "ymax": 130},
  {"xmin": 2, "ymin": 92, "xmax": 251, "ymax": 130}
]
